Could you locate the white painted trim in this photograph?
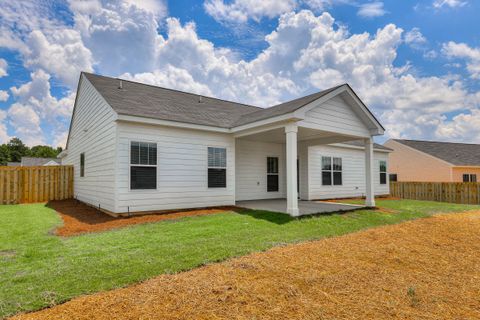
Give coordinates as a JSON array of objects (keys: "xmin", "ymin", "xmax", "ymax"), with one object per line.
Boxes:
[
  {"xmin": 231, "ymin": 114, "xmax": 303, "ymax": 133},
  {"xmin": 331, "ymin": 143, "xmax": 392, "ymax": 153}
]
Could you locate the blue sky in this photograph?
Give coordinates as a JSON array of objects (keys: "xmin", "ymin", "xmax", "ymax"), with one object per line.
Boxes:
[{"xmin": 0, "ymin": 0, "xmax": 479, "ymax": 147}]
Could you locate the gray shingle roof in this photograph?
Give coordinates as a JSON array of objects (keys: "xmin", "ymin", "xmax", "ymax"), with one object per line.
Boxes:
[
  {"xmin": 21, "ymin": 157, "xmax": 61, "ymax": 166},
  {"xmin": 393, "ymin": 139, "xmax": 480, "ymax": 166},
  {"xmin": 83, "ymin": 73, "xmax": 344, "ymax": 128}
]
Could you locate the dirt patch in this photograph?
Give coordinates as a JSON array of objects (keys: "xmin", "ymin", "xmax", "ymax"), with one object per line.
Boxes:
[
  {"xmin": 50, "ymin": 200, "xmax": 232, "ymax": 237},
  {"xmin": 13, "ymin": 210, "xmax": 480, "ymax": 320}
]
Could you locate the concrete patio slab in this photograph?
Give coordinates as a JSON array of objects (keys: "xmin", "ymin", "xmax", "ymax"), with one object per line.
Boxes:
[{"xmin": 235, "ymin": 199, "xmax": 365, "ymax": 216}]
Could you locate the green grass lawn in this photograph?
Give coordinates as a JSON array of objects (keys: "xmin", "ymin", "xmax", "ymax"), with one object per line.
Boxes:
[{"xmin": 0, "ymin": 199, "xmax": 478, "ymax": 318}]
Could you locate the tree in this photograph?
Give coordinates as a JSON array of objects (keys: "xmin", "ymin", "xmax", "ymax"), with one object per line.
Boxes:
[
  {"xmin": 0, "ymin": 144, "xmax": 10, "ymax": 166},
  {"xmin": 29, "ymin": 145, "xmax": 62, "ymax": 158},
  {"xmin": 7, "ymin": 138, "xmax": 29, "ymax": 163}
]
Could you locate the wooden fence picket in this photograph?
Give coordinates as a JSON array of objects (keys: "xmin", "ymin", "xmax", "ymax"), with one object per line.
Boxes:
[
  {"xmin": 391, "ymin": 181, "xmax": 480, "ymax": 205},
  {"xmin": 0, "ymin": 166, "xmax": 74, "ymax": 204}
]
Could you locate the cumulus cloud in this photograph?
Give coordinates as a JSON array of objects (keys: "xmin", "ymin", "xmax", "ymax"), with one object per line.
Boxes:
[
  {"xmin": 0, "ymin": 110, "xmax": 9, "ymax": 144},
  {"xmin": 121, "ymin": 11, "xmax": 479, "ymax": 142},
  {"xmin": 0, "ymin": 58, "xmax": 7, "ymax": 77},
  {"xmin": 404, "ymin": 28, "xmax": 426, "ymax": 49},
  {"xmin": 433, "ymin": 0, "xmax": 467, "ymax": 8},
  {"xmin": 23, "ymin": 29, "xmax": 94, "ymax": 87},
  {"xmin": 7, "ymin": 70, "xmax": 76, "ymax": 146},
  {"xmin": 69, "ymin": 0, "xmax": 165, "ymax": 76},
  {"xmin": 204, "ymin": 0, "xmax": 297, "ymax": 23},
  {"xmin": 357, "ymin": 2, "xmax": 387, "ymax": 18},
  {"xmin": 0, "ymin": 2, "xmax": 479, "ymax": 145},
  {"xmin": 7, "ymin": 103, "xmax": 45, "ymax": 145},
  {"xmin": 0, "ymin": 90, "xmax": 9, "ymax": 102},
  {"xmin": 442, "ymin": 41, "xmax": 480, "ymax": 79}
]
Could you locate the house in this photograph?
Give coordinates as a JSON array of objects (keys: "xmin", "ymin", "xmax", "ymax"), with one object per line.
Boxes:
[
  {"xmin": 61, "ymin": 72, "xmax": 389, "ymax": 216},
  {"xmin": 384, "ymin": 139, "xmax": 480, "ymax": 182},
  {"xmin": 7, "ymin": 157, "xmax": 62, "ymax": 167}
]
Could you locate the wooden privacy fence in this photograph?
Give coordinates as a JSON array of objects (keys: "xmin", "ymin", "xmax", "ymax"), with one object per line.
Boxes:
[
  {"xmin": 0, "ymin": 166, "xmax": 73, "ymax": 204},
  {"xmin": 390, "ymin": 181, "xmax": 480, "ymax": 205}
]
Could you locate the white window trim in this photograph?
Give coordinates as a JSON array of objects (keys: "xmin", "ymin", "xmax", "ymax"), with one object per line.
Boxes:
[
  {"xmin": 379, "ymin": 160, "xmax": 387, "ymax": 185},
  {"xmin": 207, "ymin": 146, "xmax": 227, "ymax": 189},
  {"xmin": 80, "ymin": 152, "xmax": 85, "ymax": 178},
  {"xmin": 321, "ymin": 156, "xmax": 343, "ymax": 186},
  {"xmin": 129, "ymin": 140, "xmax": 158, "ymax": 191},
  {"xmin": 267, "ymin": 156, "xmax": 280, "ymax": 192}
]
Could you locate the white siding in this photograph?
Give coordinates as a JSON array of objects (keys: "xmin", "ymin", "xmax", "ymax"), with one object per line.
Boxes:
[
  {"xmin": 63, "ymin": 75, "xmax": 117, "ymax": 211},
  {"xmin": 116, "ymin": 122, "xmax": 235, "ymax": 212},
  {"xmin": 235, "ymin": 139, "xmax": 286, "ymax": 201},
  {"xmin": 308, "ymin": 145, "xmax": 389, "ymax": 200},
  {"xmin": 299, "ymin": 96, "xmax": 371, "ymax": 137}
]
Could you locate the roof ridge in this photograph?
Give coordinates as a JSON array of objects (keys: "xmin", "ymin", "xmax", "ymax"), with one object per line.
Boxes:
[
  {"xmin": 394, "ymin": 139, "xmax": 479, "ymax": 146},
  {"xmin": 82, "ymin": 72, "xmax": 262, "ymax": 111}
]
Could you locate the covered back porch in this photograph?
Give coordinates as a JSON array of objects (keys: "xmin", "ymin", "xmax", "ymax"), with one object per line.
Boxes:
[{"xmin": 232, "ymin": 86, "xmax": 384, "ymax": 216}]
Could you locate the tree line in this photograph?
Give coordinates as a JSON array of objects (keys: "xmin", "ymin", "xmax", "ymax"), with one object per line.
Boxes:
[{"xmin": 0, "ymin": 138, "xmax": 63, "ymax": 166}]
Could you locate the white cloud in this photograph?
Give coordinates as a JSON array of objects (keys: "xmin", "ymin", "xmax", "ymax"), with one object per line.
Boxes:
[
  {"xmin": 23, "ymin": 29, "xmax": 94, "ymax": 88},
  {"xmin": 435, "ymin": 109, "xmax": 480, "ymax": 141},
  {"xmin": 0, "ymin": 58, "xmax": 7, "ymax": 77},
  {"xmin": 357, "ymin": 2, "xmax": 387, "ymax": 18},
  {"xmin": 122, "ymin": 11, "xmax": 479, "ymax": 142},
  {"xmin": 0, "ymin": 90, "xmax": 9, "ymax": 102},
  {"xmin": 7, "ymin": 103, "xmax": 45, "ymax": 145},
  {"xmin": 204, "ymin": 0, "xmax": 296, "ymax": 23},
  {"xmin": 52, "ymin": 130, "xmax": 69, "ymax": 149},
  {"xmin": 442, "ymin": 41, "xmax": 480, "ymax": 78},
  {"xmin": 404, "ymin": 28, "xmax": 426, "ymax": 48},
  {"xmin": 69, "ymin": 0, "xmax": 162, "ymax": 76},
  {"xmin": 0, "ymin": 110, "xmax": 9, "ymax": 144},
  {"xmin": 7, "ymin": 70, "xmax": 75, "ymax": 146},
  {"xmin": 433, "ymin": 0, "xmax": 467, "ymax": 8},
  {"xmin": 10, "ymin": 70, "xmax": 75, "ymax": 120}
]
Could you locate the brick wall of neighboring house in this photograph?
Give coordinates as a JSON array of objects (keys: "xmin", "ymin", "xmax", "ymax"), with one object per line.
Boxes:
[{"xmin": 384, "ymin": 140, "xmax": 453, "ymax": 182}]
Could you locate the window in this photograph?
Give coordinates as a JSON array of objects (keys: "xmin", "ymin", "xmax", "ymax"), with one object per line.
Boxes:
[
  {"xmin": 267, "ymin": 157, "xmax": 279, "ymax": 192},
  {"xmin": 208, "ymin": 147, "xmax": 226, "ymax": 188},
  {"xmin": 463, "ymin": 174, "xmax": 477, "ymax": 182},
  {"xmin": 389, "ymin": 174, "xmax": 398, "ymax": 182},
  {"xmin": 80, "ymin": 153, "xmax": 85, "ymax": 177},
  {"xmin": 130, "ymin": 142, "xmax": 157, "ymax": 189},
  {"xmin": 322, "ymin": 156, "xmax": 342, "ymax": 186},
  {"xmin": 380, "ymin": 161, "xmax": 387, "ymax": 185}
]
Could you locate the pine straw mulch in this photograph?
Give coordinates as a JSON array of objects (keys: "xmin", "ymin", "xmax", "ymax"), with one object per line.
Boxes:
[
  {"xmin": 49, "ymin": 200, "xmax": 232, "ymax": 237},
  {"xmin": 12, "ymin": 210, "xmax": 480, "ymax": 320}
]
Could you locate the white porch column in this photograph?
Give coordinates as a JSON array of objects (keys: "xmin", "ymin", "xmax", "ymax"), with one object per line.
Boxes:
[
  {"xmin": 364, "ymin": 137, "xmax": 376, "ymax": 207},
  {"xmin": 285, "ymin": 123, "xmax": 299, "ymax": 216}
]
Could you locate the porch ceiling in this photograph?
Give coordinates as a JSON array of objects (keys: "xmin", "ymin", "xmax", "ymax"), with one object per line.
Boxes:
[{"xmin": 236, "ymin": 126, "xmax": 362, "ymax": 144}]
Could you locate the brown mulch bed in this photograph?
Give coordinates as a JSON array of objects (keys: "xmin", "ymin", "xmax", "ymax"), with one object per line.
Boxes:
[
  {"xmin": 13, "ymin": 211, "xmax": 480, "ymax": 320},
  {"xmin": 50, "ymin": 200, "xmax": 232, "ymax": 237}
]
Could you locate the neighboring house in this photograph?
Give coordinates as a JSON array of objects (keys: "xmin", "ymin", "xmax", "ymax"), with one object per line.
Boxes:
[
  {"xmin": 61, "ymin": 72, "xmax": 389, "ymax": 216},
  {"xmin": 7, "ymin": 157, "xmax": 61, "ymax": 167},
  {"xmin": 384, "ymin": 139, "xmax": 480, "ymax": 182}
]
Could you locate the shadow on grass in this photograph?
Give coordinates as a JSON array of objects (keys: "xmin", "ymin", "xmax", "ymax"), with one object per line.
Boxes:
[
  {"xmin": 234, "ymin": 206, "xmax": 366, "ymax": 225},
  {"xmin": 233, "ymin": 207, "xmax": 295, "ymax": 225}
]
